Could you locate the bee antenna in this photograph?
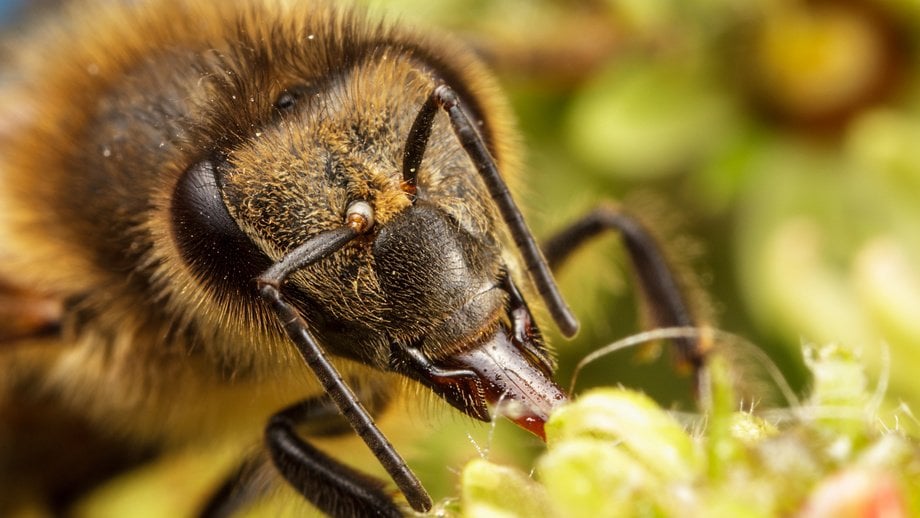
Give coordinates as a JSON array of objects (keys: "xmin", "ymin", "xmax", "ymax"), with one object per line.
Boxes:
[
  {"xmin": 401, "ymin": 93, "xmax": 438, "ymax": 200},
  {"xmin": 257, "ymin": 227, "xmax": 357, "ymax": 285},
  {"xmin": 406, "ymin": 84, "xmax": 579, "ymax": 338}
]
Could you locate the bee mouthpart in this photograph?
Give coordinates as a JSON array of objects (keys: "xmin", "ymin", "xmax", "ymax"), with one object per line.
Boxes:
[{"xmin": 397, "ymin": 326, "xmax": 568, "ymax": 441}]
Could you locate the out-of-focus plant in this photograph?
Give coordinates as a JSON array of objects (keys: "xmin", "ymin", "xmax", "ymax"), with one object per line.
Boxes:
[{"xmin": 460, "ymin": 345, "xmax": 920, "ymax": 517}]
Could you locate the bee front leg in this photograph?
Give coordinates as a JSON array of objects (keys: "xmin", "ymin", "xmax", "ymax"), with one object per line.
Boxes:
[
  {"xmin": 200, "ymin": 391, "xmax": 398, "ymax": 518},
  {"xmin": 542, "ymin": 205, "xmax": 706, "ymax": 374},
  {"xmin": 265, "ymin": 396, "xmax": 403, "ymax": 518}
]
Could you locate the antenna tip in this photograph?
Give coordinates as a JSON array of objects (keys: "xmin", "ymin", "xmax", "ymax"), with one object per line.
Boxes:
[{"xmin": 557, "ymin": 312, "xmax": 580, "ymax": 338}]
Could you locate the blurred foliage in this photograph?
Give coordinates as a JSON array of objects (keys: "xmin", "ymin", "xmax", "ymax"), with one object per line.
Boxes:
[{"xmin": 461, "ymin": 345, "xmax": 920, "ymax": 517}]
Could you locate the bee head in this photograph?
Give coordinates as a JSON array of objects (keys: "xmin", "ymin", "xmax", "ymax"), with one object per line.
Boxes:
[{"xmin": 171, "ymin": 39, "xmax": 567, "ymax": 437}]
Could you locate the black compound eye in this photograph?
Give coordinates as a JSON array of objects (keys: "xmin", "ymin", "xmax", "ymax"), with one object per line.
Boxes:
[{"xmin": 171, "ymin": 158, "xmax": 271, "ymax": 291}]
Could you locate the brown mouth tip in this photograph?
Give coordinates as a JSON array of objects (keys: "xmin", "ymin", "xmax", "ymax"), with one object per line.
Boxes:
[
  {"xmin": 415, "ymin": 321, "xmax": 569, "ymax": 440},
  {"xmin": 493, "ymin": 388, "xmax": 568, "ymax": 442},
  {"xmin": 511, "ymin": 414, "xmax": 548, "ymax": 441}
]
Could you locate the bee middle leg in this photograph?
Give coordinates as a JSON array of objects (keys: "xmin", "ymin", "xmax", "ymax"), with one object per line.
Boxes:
[
  {"xmin": 200, "ymin": 389, "xmax": 398, "ymax": 518},
  {"xmin": 542, "ymin": 204, "xmax": 706, "ymax": 374}
]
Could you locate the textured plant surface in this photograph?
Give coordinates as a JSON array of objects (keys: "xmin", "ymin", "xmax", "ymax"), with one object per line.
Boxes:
[{"xmin": 456, "ymin": 345, "xmax": 919, "ymax": 517}]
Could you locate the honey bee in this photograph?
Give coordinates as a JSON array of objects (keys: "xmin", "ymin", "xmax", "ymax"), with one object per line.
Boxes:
[{"xmin": 0, "ymin": 1, "xmax": 703, "ymax": 516}]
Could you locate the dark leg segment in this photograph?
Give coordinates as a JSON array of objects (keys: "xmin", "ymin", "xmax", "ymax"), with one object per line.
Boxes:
[
  {"xmin": 266, "ymin": 397, "xmax": 402, "ymax": 518},
  {"xmin": 543, "ymin": 205, "xmax": 705, "ymax": 371},
  {"xmin": 200, "ymin": 392, "xmax": 398, "ymax": 518}
]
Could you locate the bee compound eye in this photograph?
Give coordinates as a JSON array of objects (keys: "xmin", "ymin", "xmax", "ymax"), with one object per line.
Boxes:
[
  {"xmin": 171, "ymin": 158, "xmax": 271, "ymax": 288},
  {"xmin": 345, "ymin": 200, "xmax": 375, "ymax": 234}
]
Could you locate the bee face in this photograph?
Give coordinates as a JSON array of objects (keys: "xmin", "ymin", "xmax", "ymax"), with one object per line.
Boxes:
[{"xmin": 174, "ymin": 54, "xmax": 510, "ymax": 369}]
